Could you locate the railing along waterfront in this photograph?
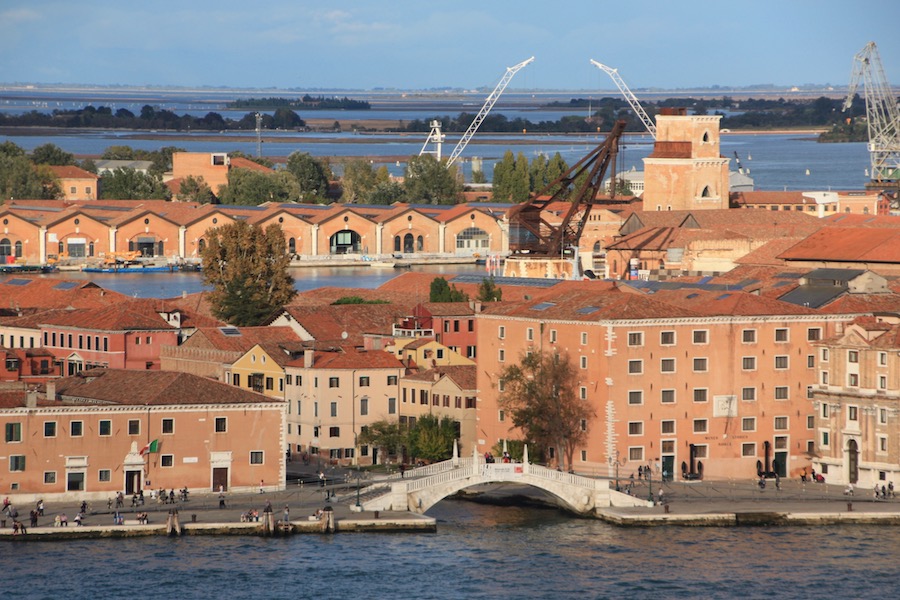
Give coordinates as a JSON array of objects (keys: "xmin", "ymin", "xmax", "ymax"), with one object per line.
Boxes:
[
  {"xmin": 528, "ymin": 464, "xmax": 599, "ymax": 489},
  {"xmin": 405, "ymin": 465, "xmax": 474, "ymax": 493}
]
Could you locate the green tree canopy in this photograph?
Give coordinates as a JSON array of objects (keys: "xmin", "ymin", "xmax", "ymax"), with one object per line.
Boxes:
[
  {"xmin": 476, "ymin": 277, "xmax": 502, "ymax": 302},
  {"xmin": 99, "ymin": 168, "xmax": 170, "ymax": 200},
  {"xmin": 498, "ymin": 350, "xmax": 595, "ymax": 471},
  {"xmin": 429, "ymin": 277, "xmax": 468, "ymax": 302},
  {"xmin": 403, "ymin": 153, "xmax": 461, "ymax": 205},
  {"xmin": 286, "ymin": 152, "xmax": 331, "ymax": 200},
  {"xmin": 201, "ymin": 221, "xmax": 297, "ymax": 326},
  {"xmin": 358, "ymin": 420, "xmax": 406, "ymax": 463},
  {"xmin": 407, "ymin": 414, "xmax": 458, "ymax": 463},
  {"xmin": 30, "ymin": 143, "xmax": 75, "ymax": 166},
  {"xmin": 368, "ymin": 180, "xmax": 406, "ymax": 205},
  {"xmin": 340, "ymin": 159, "xmax": 378, "ymax": 203},
  {"xmin": 217, "ymin": 168, "xmax": 301, "ymax": 205},
  {"xmin": 178, "ymin": 175, "xmax": 216, "ymax": 204},
  {"xmin": 0, "ymin": 142, "xmax": 61, "ymax": 200}
]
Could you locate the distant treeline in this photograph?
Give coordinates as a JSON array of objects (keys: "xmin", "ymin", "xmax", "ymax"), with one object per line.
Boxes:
[
  {"xmin": 227, "ymin": 95, "xmax": 370, "ymax": 110},
  {"xmin": 403, "ymin": 95, "xmax": 871, "ymax": 140},
  {"xmin": 0, "ymin": 105, "xmax": 306, "ymax": 131}
]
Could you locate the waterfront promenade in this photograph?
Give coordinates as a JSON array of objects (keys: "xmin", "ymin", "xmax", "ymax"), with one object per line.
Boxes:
[{"xmin": 3, "ymin": 471, "xmax": 900, "ymax": 540}]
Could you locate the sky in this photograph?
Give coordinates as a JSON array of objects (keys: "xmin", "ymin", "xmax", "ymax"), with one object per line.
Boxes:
[{"xmin": 2, "ymin": 1, "xmax": 899, "ymax": 92}]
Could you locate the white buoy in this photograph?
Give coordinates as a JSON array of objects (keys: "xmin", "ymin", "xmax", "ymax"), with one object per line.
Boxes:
[{"xmin": 805, "ymin": 169, "xmax": 810, "ymax": 176}]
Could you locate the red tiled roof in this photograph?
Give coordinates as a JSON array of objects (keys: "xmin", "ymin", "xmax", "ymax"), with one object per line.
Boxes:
[
  {"xmin": 279, "ymin": 303, "xmax": 407, "ymax": 344},
  {"xmin": 0, "ymin": 277, "xmax": 128, "ymax": 311},
  {"xmin": 37, "ymin": 302, "xmax": 175, "ymax": 331},
  {"xmin": 402, "ymin": 365, "xmax": 477, "ymax": 390},
  {"xmin": 51, "ymin": 369, "xmax": 277, "ymax": 406},
  {"xmin": 822, "ymin": 213, "xmax": 900, "ymax": 228},
  {"xmin": 182, "ymin": 326, "xmax": 299, "ymax": 352},
  {"xmin": 286, "ymin": 346, "xmax": 404, "ymax": 370},
  {"xmin": 48, "ymin": 165, "xmax": 98, "ymax": 180},
  {"xmin": 651, "ymin": 288, "xmax": 817, "ymax": 317},
  {"xmin": 778, "ymin": 228, "xmax": 900, "ymax": 263}
]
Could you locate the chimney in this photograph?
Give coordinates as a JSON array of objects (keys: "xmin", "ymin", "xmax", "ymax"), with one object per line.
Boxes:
[
  {"xmin": 304, "ymin": 349, "xmax": 314, "ymax": 368},
  {"xmin": 26, "ymin": 390, "xmax": 37, "ymax": 408},
  {"xmin": 46, "ymin": 380, "xmax": 56, "ymax": 401},
  {"xmin": 433, "ymin": 370, "xmax": 440, "ymax": 382}
]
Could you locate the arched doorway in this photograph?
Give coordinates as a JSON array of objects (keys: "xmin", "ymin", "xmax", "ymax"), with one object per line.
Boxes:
[
  {"xmin": 455, "ymin": 227, "xmax": 490, "ymax": 256},
  {"xmin": 0, "ymin": 238, "xmax": 11, "ymax": 263},
  {"xmin": 847, "ymin": 439, "xmax": 859, "ymax": 484},
  {"xmin": 394, "ymin": 236, "xmax": 402, "ymax": 253},
  {"xmin": 403, "ymin": 233, "xmax": 415, "ymax": 253},
  {"xmin": 288, "ymin": 237, "xmax": 296, "ymax": 255},
  {"xmin": 330, "ymin": 230, "xmax": 361, "ymax": 254},
  {"xmin": 129, "ymin": 236, "xmax": 161, "ymax": 257}
]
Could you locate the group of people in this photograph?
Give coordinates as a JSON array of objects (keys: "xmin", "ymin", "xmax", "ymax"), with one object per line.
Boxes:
[
  {"xmin": 483, "ymin": 452, "xmax": 514, "ymax": 464},
  {"xmin": 874, "ymin": 482, "xmax": 895, "ymax": 499},
  {"xmin": 800, "ymin": 468, "xmax": 826, "ymax": 483}
]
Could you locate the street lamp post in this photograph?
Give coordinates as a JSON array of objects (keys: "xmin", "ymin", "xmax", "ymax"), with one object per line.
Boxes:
[
  {"xmin": 355, "ymin": 472, "xmax": 361, "ymax": 508},
  {"xmin": 608, "ymin": 451, "xmax": 625, "ymax": 492}
]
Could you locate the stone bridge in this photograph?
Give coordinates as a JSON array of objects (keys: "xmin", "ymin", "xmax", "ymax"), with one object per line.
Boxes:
[{"xmin": 359, "ymin": 446, "xmax": 651, "ymax": 516}]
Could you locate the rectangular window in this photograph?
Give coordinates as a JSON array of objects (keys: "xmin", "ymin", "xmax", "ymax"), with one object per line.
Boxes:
[
  {"xmin": 162, "ymin": 418, "xmax": 174, "ymax": 434},
  {"xmin": 330, "ymin": 402, "xmax": 338, "ymax": 417},
  {"xmin": 98, "ymin": 469, "xmax": 111, "ymax": 482},
  {"xmin": 99, "ymin": 420, "xmax": 112, "ymax": 436},
  {"xmin": 580, "ymin": 356, "xmax": 587, "ymax": 369},
  {"xmin": 9, "ymin": 455, "xmax": 25, "ymax": 471},
  {"xmin": 878, "ymin": 352, "xmax": 887, "ymax": 366},
  {"xmin": 742, "ymin": 356, "xmax": 756, "ymax": 371},
  {"xmin": 692, "ymin": 330, "xmax": 708, "ymax": 344},
  {"xmin": 232, "ymin": 373, "xmax": 241, "ymax": 387},
  {"xmin": 849, "ymin": 406, "xmax": 858, "ymax": 421},
  {"xmin": 387, "ymin": 375, "xmax": 398, "ymax": 386},
  {"xmin": 661, "ymin": 420, "xmax": 675, "ymax": 435},
  {"xmin": 44, "ymin": 471, "xmax": 57, "ymax": 484},
  {"xmin": 741, "ymin": 387, "xmax": 756, "ymax": 402},
  {"xmin": 693, "ymin": 357, "xmax": 708, "ymax": 372},
  {"xmin": 498, "ymin": 326, "xmax": 505, "ymax": 339},
  {"xmin": 388, "ymin": 397, "xmax": 396, "ymax": 414},
  {"xmin": 880, "ymin": 408, "xmax": 888, "ymax": 424},
  {"xmin": 128, "ymin": 420, "xmax": 140, "ymax": 435},
  {"xmin": 775, "ymin": 356, "xmax": 789, "ymax": 370},
  {"xmin": 661, "ymin": 440, "xmax": 675, "ymax": 453},
  {"xmin": 822, "ymin": 404, "xmax": 830, "ymax": 418},
  {"xmin": 807, "ymin": 355, "xmax": 815, "ymax": 368},
  {"xmin": 286, "ymin": 374, "xmax": 293, "ymax": 386},
  {"xmin": 628, "ymin": 360, "xmax": 643, "ymax": 374},
  {"xmin": 807, "ymin": 328, "xmax": 821, "ymax": 341},
  {"xmin": 628, "ymin": 390, "xmax": 643, "ymax": 405},
  {"xmin": 70, "ymin": 421, "xmax": 83, "ymax": 437},
  {"xmin": 44, "ymin": 421, "xmax": 57, "ymax": 438},
  {"xmin": 628, "ymin": 422, "xmax": 643, "ymax": 436},
  {"xmin": 264, "ymin": 377, "xmax": 274, "ymax": 391},
  {"xmin": 774, "ymin": 416, "xmax": 788, "ymax": 430},
  {"xmin": 742, "ymin": 417, "xmax": 756, "ymax": 432},
  {"xmin": 250, "ymin": 451, "xmax": 264, "ymax": 464},
  {"xmin": 742, "ymin": 329, "xmax": 756, "ymax": 343},
  {"xmin": 821, "ymin": 431, "xmax": 830, "ymax": 447},
  {"xmin": 807, "ymin": 415, "xmax": 815, "ymax": 429},
  {"xmin": 693, "ymin": 388, "xmax": 708, "ymax": 403},
  {"xmin": 660, "ymin": 331, "xmax": 675, "ymax": 345},
  {"xmin": 660, "ymin": 389, "xmax": 675, "ymax": 404},
  {"xmin": 627, "ymin": 332, "xmax": 643, "ymax": 347},
  {"xmin": 5, "ymin": 422, "xmax": 22, "ymax": 442},
  {"xmin": 660, "ymin": 358, "xmax": 675, "ymax": 373},
  {"xmin": 693, "ymin": 445, "xmax": 708, "ymax": 459},
  {"xmin": 526, "ymin": 327, "xmax": 534, "ymax": 341},
  {"xmin": 821, "ymin": 371, "xmax": 829, "ymax": 385},
  {"xmin": 160, "ymin": 455, "xmax": 174, "ymax": 468},
  {"xmin": 774, "ymin": 386, "xmax": 789, "ymax": 400},
  {"xmin": 741, "ymin": 443, "xmax": 756, "ymax": 457},
  {"xmin": 579, "ymin": 386, "xmax": 587, "ymax": 400},
  {"xmin": 878, "ymin": 436, "xmax": 888, "ymax": 454},
  {"xmin": 215, "ymin": 417, "xmax": 227, "ymax": 433},
  {"xmin": 693, "ymin": 419, "xmax": 708, "ymax": 433},
  {"xmin": 581, "ymin": 332, "xmax": 588, "ymax": 345},
  {"xmin": 848, "ymin": 350, "xmax": 859, "ymax": 364},
  {"xmin": 329, "ymin": 377, "xmax": 339, "ymax": 388},
  {"xmin": 775, "ymin": 328, "xmax": 789, "ymax": 342},
  {"xmin": 848, "ymin": 373, "xmax": 859, "ymax": 387},
  {"xmin": 359, "ymin": 376, "xmax": 370, "ymax": 387},
  {"xmin": 499, "ymin": 349, "xmax": 505, "ymax": 362},
  {"xmin": 628, "ymin": 447, "xmax": 644, "ymax": 461},
  {"xmin": 360, "ymin": 397, "xmax": 369, "ymax": 416}
]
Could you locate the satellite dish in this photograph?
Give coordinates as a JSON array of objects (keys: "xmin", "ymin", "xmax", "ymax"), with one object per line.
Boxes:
[{"xmin": 341, "ymin": 331, "xmax": 348, "ymax": 340}]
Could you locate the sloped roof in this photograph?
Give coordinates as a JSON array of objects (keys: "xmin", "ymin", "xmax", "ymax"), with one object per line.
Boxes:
[
  {"xmin": 48, "ymin": 165, "xmax": 98, "ymax": 180},
  {"xmin": 37, "ymin": 302, "xmax": 175, "ymax": 331},
  {"xmin": 651, "ymin": 288, "xmax": 817, "ymax": 316},
  {"xmin": 286, "ymin": 346, "xmax": 404, "ymax": 370},
  {"xmin": 402, "ymin": 365, "xmax": 477, "ymax": 390},
  {"xmin": 0, "ymin": 276, "xmax": 127, "ymax": 311},
  {"xmin": 279, "ymin": 303, "xmax": 405, "ymax": 344},
  {"xmin": 778, "ymin": 228, "xmax": 900, "ymax": 263},
  {"xmin": 51, "ymin": 369, "xmax": 277, "ymax": 406},
  {"xmin": 181, "ymin": 326, "xmax": 299, "ymax": 352}
]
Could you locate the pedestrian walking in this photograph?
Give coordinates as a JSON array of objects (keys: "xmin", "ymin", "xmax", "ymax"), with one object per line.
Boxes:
[
  {"xmin": 283, "ymin": 505, "xmax": 290, "ymax": 523},
  {"xmin": 36, "ymin": 499, "xmax": 44, "ymax": 517},
  {"xmin": 218, "ymin": 492, "xmax": 226, "ymax": 509}
]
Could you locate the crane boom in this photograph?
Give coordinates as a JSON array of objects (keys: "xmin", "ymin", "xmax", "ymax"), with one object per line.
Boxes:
[
  {"xmin": 843, "ymin": 42, "xmax": 900, "ymax": 184},
  {"xmin": 445, "ymin": 56, "xmax": 535, "ymax": 167},
  {"xmin": 590, "ymin": 59, "xmax": 656, "ymax": 138}
]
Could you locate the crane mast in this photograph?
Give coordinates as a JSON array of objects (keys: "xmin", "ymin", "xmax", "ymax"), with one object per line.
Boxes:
[
  {"xmin": 590, "ymin": 59, "xmax": 657, "ymax": 138},
  {"xmin": 843, "ymin": 41, "xmax": 900, "ymax": 185},
  {"xmin": 446, "ymin": 56, "xmax": 534, "ymax": 166}
]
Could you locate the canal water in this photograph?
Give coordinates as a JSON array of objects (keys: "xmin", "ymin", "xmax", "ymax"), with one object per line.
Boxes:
[{"xmin": 5, "ymin": 500, "xmax": 897, "ymax": 599}]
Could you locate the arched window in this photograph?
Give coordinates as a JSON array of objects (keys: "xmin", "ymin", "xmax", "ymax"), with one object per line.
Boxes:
[
  {"xmin": 0, "ymin": 238, "xmax": 10, "ymax": 258},
  {"xmin": 702, "ymin": 131, "xmax": 710, "ymax": 143},
  {"xmin": 88, "ymin": 242, "xmax": 94, "ymax": 257},
  {"xmin": 14, "ymin": 241, "xmax": 23, "ymax": 257},
  {"xmin": 455, "ymin": 227, "xmax": 490, "ymax": 254},
  {"xmin": 701, "ymin": 186, "xmax": 711, "ymax": 198},
  {"xmin": 658, "ymin": 259, "xmax": 665, "ymax": 270},
  {"xmin": 198, "ymin": 239, "xmax": 206, "ymax": 253},
  {"xmin": 403, "ymin": 233, "xmax": 414, "ymax": 253},
  {"xmin": 394, "ymin": 236, "xmax": 401, "ymax": 253},
  {"xmin": 592, "ymin": 242, "xmax": 601, "ymax": 253},
  {"xmin": 288, "ymin": 237, "xmax": 296, "ymax": 254},
  {"xmin": 416, "ymin": 235, "xmax": 424, "ymax": 252}
]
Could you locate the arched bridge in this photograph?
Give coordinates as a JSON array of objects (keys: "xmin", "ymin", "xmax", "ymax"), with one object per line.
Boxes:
[{"xmin": 358, "ymin": 447, "xmax": 651, "ymax": 515}]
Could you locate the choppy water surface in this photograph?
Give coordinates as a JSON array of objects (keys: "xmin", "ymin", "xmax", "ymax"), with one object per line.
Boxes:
[{"xmin": 7, "ymin": 501, "xmax": 898, "ymax": 599}]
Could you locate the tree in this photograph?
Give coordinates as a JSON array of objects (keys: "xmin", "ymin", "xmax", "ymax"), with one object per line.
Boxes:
[
  {"xmin": 340, "ymin": 159, "xmax": 378, "ymax": 203},
  {"xmin": 272, "ymin": 107, "xmax": 305, "ymax": 130},
  {"xmin": 217, "ymin": 168, "xmax": 301, "ymax": 205},
  {"xmin": 99, "ymin": 168, "xmax": 170, "ymax": 200},
  {"xmin": 403, "ymin": 153, "xmax": 461, "ymax": 205},
  {"xmin": 285, "ymin": 152, "xmax": 331, "ymax": 200},
  {"xmin": 407, "ymin": 414, "xmax": 458, "ymax": 463},
  {"xmin": 30, "ymin": 143, "xmax": 75, "ymax": 166},
  {"xmin": 368, "ymin": 180, "xmax": 405, "ymax": 205},
  {"xmin": 491, "ymin": 150, "xmax": 518, "ymax": 202},
  {"xmin": 101, "ymin": 145, "xmax": 136, "ymax": 160},
  {"xmin": 511, "ymin": 152, "xmax": 531, "ymax": 202},
  {"xmin": 358, "ymin": 420, "xmax": 406, "ymax": 464},
  {"xmin": 476, "ymin": 277, "xmax": 502, "ymax": 302},
  {"xmin": 429, "ymin": 277, "xmax": 468, "ymax": 302},
  {"xmin": 0, "ymin": 142, "xmax": 61, "ymax": 200},
  {"xmin": 201, "ymin": 221, "xmax": 297, "ymax": 326},
  {"xmin": 498, "ymin": 350, "xmax": 594, "ymax": 471},
  {"xmin": 178, "ymin": 175, "xmax": 215, "ymax": 204}
]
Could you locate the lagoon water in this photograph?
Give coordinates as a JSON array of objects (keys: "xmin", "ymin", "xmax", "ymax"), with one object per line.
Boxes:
[{"xmin": 6, "ymin": 500, "xmax": 899, "ymax": 599}]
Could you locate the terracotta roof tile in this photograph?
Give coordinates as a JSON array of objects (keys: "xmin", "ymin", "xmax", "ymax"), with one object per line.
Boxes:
[
  {"xmin": 778, "ymin": 228, "xmax": 900, "ymax": 263},
  {"xmin": 286, "ymin": 346, "xmax": 404, "ymax": 370}
]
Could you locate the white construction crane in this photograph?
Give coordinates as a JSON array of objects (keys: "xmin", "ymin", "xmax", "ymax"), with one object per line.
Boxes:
[
  {"xmin": 590, "ymin": 59, "xmax": 656, "ymax": 139},
  {"xmin": 420, "ymin": 56, "xmax": 535, "ymax": 166},
  {"xmin": 843, "ymin": 41, "xmax": 900, "ymax": 184}
]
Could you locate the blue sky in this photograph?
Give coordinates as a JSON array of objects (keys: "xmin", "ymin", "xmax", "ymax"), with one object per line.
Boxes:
[{"xmin": 2, "ymin": 1, "xmax": 898, "ymax": 91}]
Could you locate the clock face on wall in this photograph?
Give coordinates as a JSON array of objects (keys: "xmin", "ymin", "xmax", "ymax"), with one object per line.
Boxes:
[{"xmin": 714, "ymin": 395, "xmax": 737, "ymax": 418}]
